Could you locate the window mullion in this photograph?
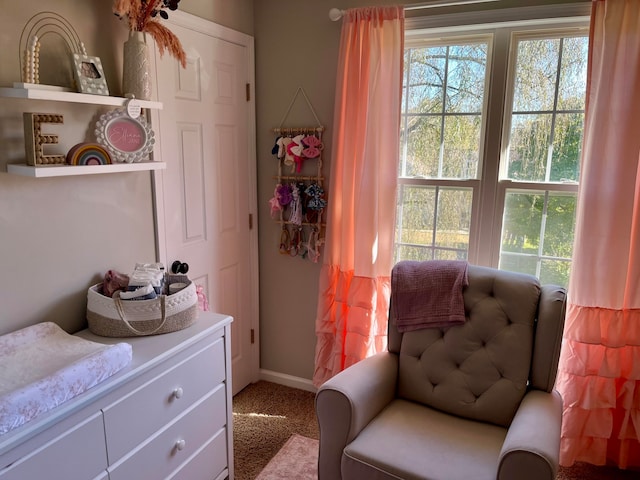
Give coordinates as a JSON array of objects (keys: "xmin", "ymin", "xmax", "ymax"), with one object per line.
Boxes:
[
  {"xmin": 432, "ymin": 185, "xmax": 440, "ymax": 259},
  {"xmin": 546, "ymin": 37, "xmax": 564, "ymax": 183},
  {"xmin": 438, "ymin": 46, "xmax": 450, "ymax": 178},
  {"xmin": 536, "ymin": 190, "xmax": 550, "ymax": 278},
  {"xmin": 476, "ymin": 29, "xmax": 508, "ymax": 267},
  {"xmin": 395, "ymin": 184, "xmax": 405, "ymax": 263},
  {"xmin": 401, "ymin": 50, "xmax": 413, "ymax": 177}
]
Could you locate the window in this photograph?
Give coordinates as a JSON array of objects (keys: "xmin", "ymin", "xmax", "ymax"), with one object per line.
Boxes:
[{"xmin": 396, "ymin": 15, "xmax": 589, "ymax": 286}]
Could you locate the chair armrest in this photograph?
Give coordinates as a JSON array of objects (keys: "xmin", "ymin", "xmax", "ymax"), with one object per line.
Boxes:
[
  {"xmin": 498, "ymin": 389, "xmax": 563, "ymax": 480},
  {"xmin": 315, "ymin": 352, "xmax": 398, "ymax": 480},
  {"xmin": 530, "ymin": 284, "xmax": 567, "ymax": 392}
]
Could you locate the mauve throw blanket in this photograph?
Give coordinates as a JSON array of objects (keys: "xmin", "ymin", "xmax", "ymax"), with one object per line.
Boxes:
[{"xmin": 391, "ymin": 260, "xmax": 469, "ymax": 332}]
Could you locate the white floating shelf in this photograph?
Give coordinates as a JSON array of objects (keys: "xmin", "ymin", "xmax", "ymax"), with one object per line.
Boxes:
[
  {"xmin": 0, "ymin": 85, "xmax": 163, "ymax": 110},
  {"xmin": 7, "ymin": 162, "xmax": 166, "ymax": 178}
]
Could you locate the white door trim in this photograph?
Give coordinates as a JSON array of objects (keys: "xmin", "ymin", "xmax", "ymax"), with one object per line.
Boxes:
[{"xmin": 150, "ymin": 10, "xmax": 260, "ymax": 386}]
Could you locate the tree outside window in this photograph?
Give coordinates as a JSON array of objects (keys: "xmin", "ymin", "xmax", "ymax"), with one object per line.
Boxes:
[{"xmin": 397, "ymin": 24, "xmax": 588, "ymax": 287}]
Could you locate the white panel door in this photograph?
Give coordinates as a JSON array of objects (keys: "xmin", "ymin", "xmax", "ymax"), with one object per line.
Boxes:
[{"xmin": 152, "ymin": 13, "xmax": 258, "ymax": 395}]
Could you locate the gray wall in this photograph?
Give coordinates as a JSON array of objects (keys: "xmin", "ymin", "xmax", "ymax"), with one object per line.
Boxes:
[
  {"xmin": 253, "ymin": 0, "xmax": 590, "ymax": 382},
  {"xmin": 181, "ymin": 1, "xmax": 254, "ymax": 35},
  {"xmin": 0, "ymin": 0, "xmax": 252, "ymax": 337}
]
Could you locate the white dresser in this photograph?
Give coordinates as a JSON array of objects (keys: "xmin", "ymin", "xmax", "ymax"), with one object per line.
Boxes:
[{"xmin": 0, "ymin": 312, "xmax": 234, "ymax": 480}]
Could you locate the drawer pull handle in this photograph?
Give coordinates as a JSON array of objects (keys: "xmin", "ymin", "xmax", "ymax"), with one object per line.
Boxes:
[
  {"xmin": 175, "ymin": 439, "xmax": 186, "ymax": 451},
  {"xmin": 173, "ymin": 387, "xmax": 184, "ymax": 399}
]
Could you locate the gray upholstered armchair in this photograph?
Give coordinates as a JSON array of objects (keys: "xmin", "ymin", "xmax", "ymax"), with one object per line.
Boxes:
[{"xmin": 316, "ymin": 264, "xmax": 566, "ymax": 480}]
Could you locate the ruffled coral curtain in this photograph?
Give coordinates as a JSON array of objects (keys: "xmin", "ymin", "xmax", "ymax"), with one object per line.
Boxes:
[
  {"xmin": 556, "ymin": 0, "xmax": 640, "ymax": 469},
  {"xmin": 312, "ymin": 6, "xmax": 404, "ymax": 387}
]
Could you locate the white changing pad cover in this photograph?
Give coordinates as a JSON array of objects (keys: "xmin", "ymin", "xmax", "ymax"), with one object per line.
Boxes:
[{"xmin": 0, "ymin": 322, "xmax": 132, "ymax": 435}]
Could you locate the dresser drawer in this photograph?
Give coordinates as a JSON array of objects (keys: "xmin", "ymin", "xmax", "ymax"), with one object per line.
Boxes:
[
  {"xmin": 0, "ymin": 412, "xmax": 106, "ymax": 480},
  {"xmin": 168, "ymin": 427, "xmax": 228, "ymax": 480},
  {"xmin": 108, "ymin": 386, "xmax": 227, "ymax": 480},
  {"xmin": 103, "ymin": 337, "xmax": 226, "ymax": 462}
]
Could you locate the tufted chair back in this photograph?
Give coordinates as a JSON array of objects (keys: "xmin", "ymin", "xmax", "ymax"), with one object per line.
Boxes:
[{"xmin": 388, "ymin": 264, "xmax": 565, "ymax": 427}]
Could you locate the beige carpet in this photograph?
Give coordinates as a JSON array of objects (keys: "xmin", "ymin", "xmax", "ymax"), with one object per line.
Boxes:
[
  {"xmin": 255, "ymin": 434, "xmax": 318, "ymax": 480},
  {"xmin": 233, "ymin": 382, "xmax": 318, "ymax": 480}
]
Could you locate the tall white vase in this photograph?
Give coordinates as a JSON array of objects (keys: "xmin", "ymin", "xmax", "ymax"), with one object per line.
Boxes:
[{"xmin": 122, "ymin": 31, "xmax": 151, "ymax": 101}]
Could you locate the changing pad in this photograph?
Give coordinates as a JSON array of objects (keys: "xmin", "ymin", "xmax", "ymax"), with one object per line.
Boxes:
[{"xmin": 0, "ymin": 322, "xmax": 132, "ymax": 435}]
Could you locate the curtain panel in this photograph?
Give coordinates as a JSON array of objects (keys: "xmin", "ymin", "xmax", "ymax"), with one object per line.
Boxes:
[
  {"xmin": 313, "ymin": 6, "xmax": 404, "ymax": 387},
  {"xmin": 556, "ymin": 0, "xmax": 640, "ymax": 469}
]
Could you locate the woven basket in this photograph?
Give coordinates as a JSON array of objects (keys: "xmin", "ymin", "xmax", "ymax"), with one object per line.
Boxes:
[{"xmin": 87, "ymin": 281, "xmax": 198, "ymax": 337}]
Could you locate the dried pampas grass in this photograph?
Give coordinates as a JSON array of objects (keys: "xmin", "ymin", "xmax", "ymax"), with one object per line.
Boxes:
[
  {"xmin": 145, "ymin": 20, "xmax": 186, "ymax": 68},
  {"xmin": 113, "ymin": 0, "xmax": 186, "ymax": 68}
]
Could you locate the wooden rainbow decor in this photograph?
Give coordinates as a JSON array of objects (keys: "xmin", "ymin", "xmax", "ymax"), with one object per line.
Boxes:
[{"xmin": 66, "ymin": 142, "xmax": 112, "ymax": 166}]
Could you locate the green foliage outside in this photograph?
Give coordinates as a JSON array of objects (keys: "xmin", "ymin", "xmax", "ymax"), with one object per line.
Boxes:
[{"xmin": 396, "ymin": 34, "xmax": 588, "ymax": 287}]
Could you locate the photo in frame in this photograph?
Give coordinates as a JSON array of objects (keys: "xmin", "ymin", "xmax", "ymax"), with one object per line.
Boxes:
[
  {"xmin": 94, "ymin": 109, "xmax": 155, "ymax": 163},
  {"xmin": 72, "ymin": 54, "xmax": 109, "ymax": 95}
]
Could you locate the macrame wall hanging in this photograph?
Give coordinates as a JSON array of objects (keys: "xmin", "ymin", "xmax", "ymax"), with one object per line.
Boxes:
[{"xmin": 268, "ymin": 87, "xmax": 327, "ymax": 262}]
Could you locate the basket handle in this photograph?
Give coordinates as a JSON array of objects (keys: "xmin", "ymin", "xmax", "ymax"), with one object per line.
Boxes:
[{"xmin": 114, "ymin": 293, "xmax": 168, "ymax": 336}]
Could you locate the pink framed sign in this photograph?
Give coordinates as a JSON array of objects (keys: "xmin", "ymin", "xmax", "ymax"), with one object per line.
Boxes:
[{"xmin": 94, "ymin": 109, "xmax": 155, "ymax": 163}]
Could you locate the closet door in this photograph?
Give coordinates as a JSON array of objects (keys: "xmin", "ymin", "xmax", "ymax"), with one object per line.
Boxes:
[{"xmin": 152, "ymin": 11, "xmax": 258, "ymax": 394}]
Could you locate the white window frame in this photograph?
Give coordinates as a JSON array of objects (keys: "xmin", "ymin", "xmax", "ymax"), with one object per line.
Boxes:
[
  {"xmin": 401, "ymin": 5, "xmax": 590, "ymax": 274},
  {"xmin": 494, "ymin": 29, "xmax": 587, "ymax": 277},
  {"xmin": 399, "ymin": 33, "xmax": 492, "ymax": 262}
]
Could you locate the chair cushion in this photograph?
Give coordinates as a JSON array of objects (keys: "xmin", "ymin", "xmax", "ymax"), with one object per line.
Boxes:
[
  {"xmin": 342, "ymin": 399, "xmax": 506, "ymax": 480},
  {"xmin": 391, "ymin": 265, "xmax": 541, "ymax": 427}
]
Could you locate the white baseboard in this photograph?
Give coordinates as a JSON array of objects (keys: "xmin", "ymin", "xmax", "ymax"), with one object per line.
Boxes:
[{"xmin": 259, "ymin": 369, "xmax": 317, "ymax": 393}]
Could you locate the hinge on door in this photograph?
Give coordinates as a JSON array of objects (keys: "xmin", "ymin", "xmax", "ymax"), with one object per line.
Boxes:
[
  {"xmin": 246, "ymin": 83, "xmax": 251, "ymax": 102},
  {"xmin": 249, "ymin": 213, "xmax": 253, "ymax": 230},
  {"xmin": 251, "ymin": 329, "xmax": 255, "ymax": 344}
]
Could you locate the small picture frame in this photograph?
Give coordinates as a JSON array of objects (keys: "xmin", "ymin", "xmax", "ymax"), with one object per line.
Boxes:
[{"xmin": 72, "ymin": 54, "xmax": 109, "ymax": 96}]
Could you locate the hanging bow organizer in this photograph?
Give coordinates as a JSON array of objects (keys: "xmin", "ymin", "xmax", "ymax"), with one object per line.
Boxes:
[{"xmin": 269, "ymin": 87, "xmax": 327, "ymax": 262}]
